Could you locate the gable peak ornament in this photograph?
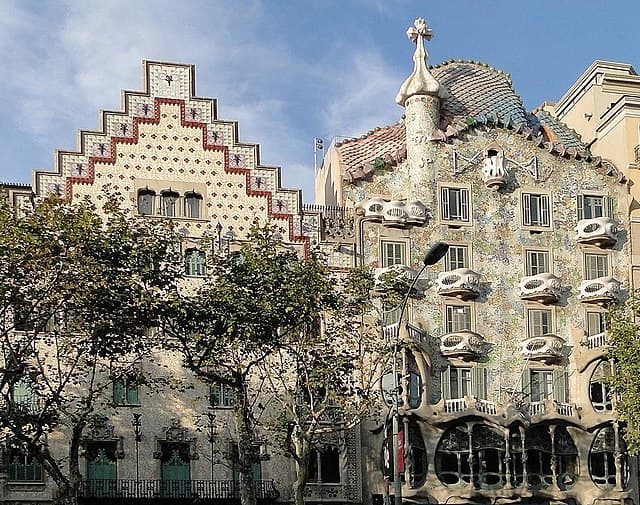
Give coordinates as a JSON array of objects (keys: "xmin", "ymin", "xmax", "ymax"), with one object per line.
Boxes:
[{"xmin": 396, "ymin": 18, "xmax": 447, "ymax": 106}]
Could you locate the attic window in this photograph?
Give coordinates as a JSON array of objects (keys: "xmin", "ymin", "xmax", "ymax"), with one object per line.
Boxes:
[{"xmin": 487, "ymin": 149, "xmax": 499, "ymax": 157}]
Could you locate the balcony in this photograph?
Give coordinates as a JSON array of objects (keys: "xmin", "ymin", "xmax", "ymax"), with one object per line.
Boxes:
[
  {"xmin": 524, "ymin": 400, "xmax": 577, "ymax": 418},
  {"xmin": 518, "ymin": 273, "xmax": 562, "ymax": 304},
  {"xmin": 587, "ymin": 332, "xmax": 607, "ymax": 349},
  {"xmin": 355, "ymin": 198, "xmax": 427, "ymax": 227},
  {"xmin": 78, "ymin": 479, "xmax": 279, "ymax": 501},
  {"xmin": 576, "ymin": 217, "xmax": 618, "ymax": 248},
  {"xmin": 440, "ymin": 330, "xmax": 488, "ymax": 360},
  {"xmin": 435, "ymin": 268, "xmax": 481, "ymax": 300},
  {"xmin": 578, "ymin": 276, "xmax": 623, "ymax": 305},
  {"xmin": 520, "ymin": 334, "xmax": 566, "ymax": 364},
  {"xmin": 374, "ymin": 264, "xmax": 417, "ymax": 290}
]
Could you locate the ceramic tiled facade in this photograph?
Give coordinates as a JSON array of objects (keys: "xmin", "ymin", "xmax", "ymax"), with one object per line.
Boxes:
[{"xmin": 2, "ymin": 20, "xmax": 639, "ymax": 505}]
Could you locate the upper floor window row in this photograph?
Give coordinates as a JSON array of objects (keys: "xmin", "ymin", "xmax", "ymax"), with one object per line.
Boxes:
[{"xmin": 137, "ymin": 189, "xmax": 203, "ymax": 219}]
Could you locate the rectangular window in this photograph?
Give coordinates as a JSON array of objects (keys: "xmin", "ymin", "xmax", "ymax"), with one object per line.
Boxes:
[
  {"xmin": 113, "ymin": 375, "xmax": 139, "ymax": 406},
  {"xmin": 577, "ymin": 194, "xmax": 613, "ymax": 220},
  {"xmin": 8, "ymin": 452, "xmax": 44, "ymax": 482},
  {"xmin": 587, "ymin": 311, "xmax": 607, "ymax": 336},
  {"xmin": 449, "ymin": 367, "xmax": 472, "ymax": 398},
  {"xmin": 381, "ymin": 241, "xmax": 406, "ymax": 267},
  {"xmin": 445, "ymin": 305, "xmax": 471, "ymax": 333},
  {"xmin": 522, "ymin": 193, "xmax": 551, "ymax": 227},
  {"xmin": 442, "ymin": 366, "xmax": 487, "ymax": 400},
  {"xmin": 584, "ymin": 253, "xmax": 609, "ymax": 279},
  {"xmin": 528, "ymin": 309, "xmax": 552, "ymax": 337},
  {"xmin": 529, "ymin": 370, "xmax": 554, "ymax": 402},
  {"xmin": 525, "ymin": 250, "xmax": 550, "ymax": 276},
  {"xmin": 210, "ymin": 383, "xmax": 235, "ymax": 408},
  {"xmin": 446, "ymin": 245, "xmax": 469, "ymax": 270},
  {"xmin": 441, "ymin": 187, "xmax": 470, "ymax": 222}
]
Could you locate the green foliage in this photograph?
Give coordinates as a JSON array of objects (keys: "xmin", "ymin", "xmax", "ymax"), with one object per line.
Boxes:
[
  {"xmin": 608, "ymin": 294, "xmax": 640, "ymax": 454},
  {"xmin": 0, "ymin": 193, "xmax": 180, "ymax": 503}
]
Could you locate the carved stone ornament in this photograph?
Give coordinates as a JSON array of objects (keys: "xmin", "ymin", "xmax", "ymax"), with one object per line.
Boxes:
[
  {"xmin": 80, "ymin": 416, "xmax": 124, "ymax": 459},
  {"xmin": 153, "ymin": 418, "xmax": 198, "ymax": 460}
]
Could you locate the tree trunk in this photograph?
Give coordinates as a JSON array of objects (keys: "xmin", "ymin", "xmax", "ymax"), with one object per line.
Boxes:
[
  {"xmin": 293, "ymin": 435, "xmax": 311, "ymax": 505},
  {"xmin": 52, "ymin": 421, "xmax": 85, "ymax": 505},
  {"xmin": 233, "ymin": 382, "xmax": 257, "ymax": 505},
  {"xmin": 53, "ymin": 483, "xmax": 78, "ymax": 505}
]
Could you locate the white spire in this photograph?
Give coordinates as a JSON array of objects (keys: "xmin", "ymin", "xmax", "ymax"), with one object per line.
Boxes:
[{"xmin": 395, "ymin": 18, "xmax": 447, "ymax": 106}]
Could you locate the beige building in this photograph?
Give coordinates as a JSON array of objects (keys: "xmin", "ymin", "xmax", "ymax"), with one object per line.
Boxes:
[{"xmin": 1, "ymin": 17, "xmax": 638, "ymax": 505}]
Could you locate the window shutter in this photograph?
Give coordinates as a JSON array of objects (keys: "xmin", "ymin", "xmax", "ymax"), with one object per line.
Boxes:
[
  {"xmin": 522, "ymin": 194, "xmax": 531, "ymax": 225},
  {"xmin": 441, "ymin": 188, "xmax": 450, "ymax": 220},
  {"xmin": 576, "ymin": 195, "xmax": 584, "ymax": 221},
  {"xmin": 461, "ymin": 189, "xmax": 469, "ymax": 221},
  {"xmin": 553, "ymin": 369, "xmax": 568, "ymax": 403},
  {"xmin": 605, "ymin": 196, "xmax": 614, "ymax": 218},
  {"xmin": 113, "ymin": 381, "xmax": 124, "ymax": 405},
  {"xmin": 471, "ymin": 367, "xmax": 487, "ymax": 400},
  {"xmin": 541, "ymin": 195, "xmax": 550, "ymax": 226},
  {"xmin": 441, "ymin": 368, "xmax": 452, "ymax": 401}
]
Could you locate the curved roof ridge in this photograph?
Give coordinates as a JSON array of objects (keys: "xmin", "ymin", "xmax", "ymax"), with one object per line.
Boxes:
[{"xmin": 430, "ymin": 59, "xmax": 513, "ymax": 86}]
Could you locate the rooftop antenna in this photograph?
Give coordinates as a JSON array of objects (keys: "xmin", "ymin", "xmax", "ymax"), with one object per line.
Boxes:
[{"xmin": 313, "ymin": 137, "xmax": 324, "ymax": 172}]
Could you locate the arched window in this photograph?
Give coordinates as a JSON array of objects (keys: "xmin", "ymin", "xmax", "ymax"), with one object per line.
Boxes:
[
  {"xmin": 407, "ymin": 421, "xmax": 427, "ymax": 488},
  {"xmin": 184, "ymin": 192, "xmax": 202, "ymax": 219},
  {"xmin": 8, "ymin": 448, "xmax": 44, "ymax": 482},
  {"xmin": 435, "ymin": 424, "xmax": 471, "ymax": 487},
  {"xmin": 525, "ymin": 425, "xmax": 552, "ymax": 488},
  {"xmin": 185, "ymin": 249, "xmax": 206, "ymax": 276},
  {"xmin": 590, "ymin": 361, "xmax": 613, "ymax": 412},
  {"xmin": 589, "ymin": 425, "xmax": 628, "ymax": 490},
  {"xmin": 161, "ymin": 190, "xmax": 179, "ymax": 217},
  {"xmin": 472, "ymin": 425, "xmax": 506, "ymax": 489},
  {"xmin": 137, "ymin": 189, "xmax": 156, "ymax": 215},
  {"xmin": 555, "ymin": 426, "xmax": 579, "ymax": 489},
  {"xmin": 309, "ymin": 446, "xmax": 340, "ymax": 483}
]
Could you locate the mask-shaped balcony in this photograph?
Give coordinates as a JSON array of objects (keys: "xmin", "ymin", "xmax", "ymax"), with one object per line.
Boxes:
[
  {"xmin": 518, "ymin": 273, "xmax": 562, "ymax": 304},
  {"xmin": 355, "ymin": 198, "xmax": 427, "ymax": 227},
  {"xmin": 435, "ymin": 268, "xmax": 481, "ymax": 301},
  {"xmin": 374, "ymin": 264, "xmax": 417, "ymax": 290},
  {"xmin": 440, "ymin": 330, "xmax": 488, "ymax": 360},
  {"xmin": 578, "ymin": 276, "xmax": 622, "ymax": 306},
  {"xmin": 576, "ymin": 217, "xmax": 618, "ymax": 248},
  {"xmin": 521, "ymin": 334, "xmax": 566, "ymax": 364},
  {"xmin": 481, "ymin": 151, "xmax": 508, "ymax": 190}
]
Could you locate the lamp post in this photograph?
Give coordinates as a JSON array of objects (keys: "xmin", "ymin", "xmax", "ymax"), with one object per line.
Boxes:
[
  {"xmin": 132, "ymin": 413, "xmax": 143, "ymax": 492},
  {"xmin": 207, "ymin": 412, "xmax": 217, "ymax": 482},
  {"xmin": 390, "ymin": 242, "xmax": 448, "ymax": 505}
]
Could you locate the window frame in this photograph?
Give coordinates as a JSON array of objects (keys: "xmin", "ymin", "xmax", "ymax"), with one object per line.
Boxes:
[
  {"xmin": 209, "ymin": 383, "xmax": 235, "ymax": 409},
  {"xmin": 160, "ymin": 190, "xmax": 180, "ymax": 217},
  {"xmin": 184, "ymin": 192, "xmax": 203, "ymax": 219},
  {"xmin": 444, "ymin": 304, "xmax": 472, "ymax": 333},
  {"xmin": 584, "ymin": 253, "xmax": 609, "ymax": 280},
  {"xmin": 113, "ymin": 373, "xmax": 140, "ymax": 406},
  {"xmin": 586, "ymin": 311, "xmax": 607, "ymax": 337},
  {"xmin": 137, "ymin": 189, "xmax": 156, "ymax": 216},
  {"xmin": 577, "ymin": 193, "xmax": 613, "ymax": 221},
  {"xmin": 308, "ymin": 446, "xmax": 341, "ymax": 484},
  {"xmin": 522, "ymin": 192, "xmax": 551, "ymax": 229},
  {"xmin": 440, "ymin": 185, "xmax": 471, "ymax": 224},
  {"xmin": 380, "ymin": 240, "xmax": 407, "ymax": 268},
  {"xmin": 525, "ymin": 249, "xmax": 550, "ymax": 276},
  {"xmin": 8, "ymin": 450, "xmax": 44, "ymax": 483},
  {"xmin": 185, "ymin": 248, "xmax": 206, "ymax": 277},
  {"xmin": 527, "ymin": 308, "xmax": 553, "ymax": 337},
  {"xmin": 445, "ymin": 244, "xmax": 469, "ymax": 271}
]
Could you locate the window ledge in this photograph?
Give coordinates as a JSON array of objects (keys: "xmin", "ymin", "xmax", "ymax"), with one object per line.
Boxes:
[
  {"xmin": 7, "ymin": 481, "xmax": 46, "ymax": 489},
  {"xmin": 114, "ymin": 403, "xmax": 142, "ymax": 408}
]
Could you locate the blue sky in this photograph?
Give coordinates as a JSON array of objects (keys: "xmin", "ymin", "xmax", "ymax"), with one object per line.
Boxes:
[{"xmin": 2, "ymin": 0, "xmax": 640, "ymax": 201}]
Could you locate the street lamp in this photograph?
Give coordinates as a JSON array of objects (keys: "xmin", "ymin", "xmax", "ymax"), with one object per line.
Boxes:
[
  {"xmin": 132, "ymin": 413, "xmax": 143, "ymax": 492},
  {"xmin": 390, "ymin": 242, "xmax": 448, "ymax": 505},
  {"xmin": 206, "ymin": 412, "xmax": 217, "ymax": 482}
]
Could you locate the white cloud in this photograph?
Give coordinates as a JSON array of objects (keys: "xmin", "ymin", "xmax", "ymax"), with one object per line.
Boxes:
[{"xmin": 321, "ymin": 49, "xmax": 404, "ymax": 138}]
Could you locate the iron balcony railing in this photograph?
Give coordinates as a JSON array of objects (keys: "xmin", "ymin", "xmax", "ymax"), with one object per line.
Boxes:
[{"xmin": 79, "ymin": 479, "xmax": 279, "ymax": 500}]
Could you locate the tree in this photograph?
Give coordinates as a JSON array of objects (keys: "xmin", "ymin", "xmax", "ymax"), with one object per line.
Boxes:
[
  {"xmin": 259, "ymin": 266, "xmax": 386, "ymax": 505},
  {"xmin": 161, "ymin": 224, "xmax": 338, "ymax": 505},
  {"xmin": 0, "ymin": 194, "xmax": 180, "ymax": 505},
  {"xmin": 607, "ymin": 293, "xmax": 640, "ymax": 454}
]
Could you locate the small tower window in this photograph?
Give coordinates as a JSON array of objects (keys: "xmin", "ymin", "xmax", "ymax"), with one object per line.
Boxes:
[
  {"xmin": 161, "ymin": 190, "xmax": 179, "ymax": 217},
  {"xmin": 137, "ymin": 189, "xmax": 156, "ymax": 215},
  {"xmin": 184, "ymin": 192, "xmax": 203, "ymax": 219}
]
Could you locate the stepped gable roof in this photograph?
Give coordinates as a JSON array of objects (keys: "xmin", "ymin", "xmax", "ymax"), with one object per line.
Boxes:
[{"xmin": 431, "ymin": 60, "xmax": 529, "ymax": 130}]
